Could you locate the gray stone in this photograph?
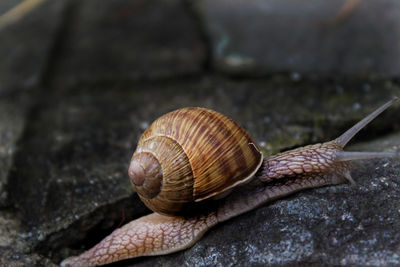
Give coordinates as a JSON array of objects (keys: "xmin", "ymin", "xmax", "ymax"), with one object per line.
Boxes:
[
  {"xmin": 3, "ymin": 77, "xmax": 394, "ymax": 264},
  {"xmin": 0, "ymin": 1, "xmax": 24, "ymax": 15},
  {"xmin": 0, "ymin": 211, "xmax": 57, "ymax": 266},
  {"xmin": 195, "ymin": 0, "xmax": 400, "ymax": 76},
  {"xmin": 50, "ymin": 0, "xmax": 206, "ymax": 86},
  {"xmin": 2, "ymin": 1, "xmax": 400, "ymax": 266},
  {"xmin": 0, "ymin": 93, "xmax": 31, "ymax": 207},
  {"xmin": 0, "ymin": 0, "xmax": 67, "ymax": 93},
  {"xmin": 121, "ymin": 134, "xmax": 400, "ymax": 267}
]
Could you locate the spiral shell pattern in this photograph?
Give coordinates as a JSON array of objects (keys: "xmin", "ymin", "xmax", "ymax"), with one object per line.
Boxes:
[{"xmin": 130, "ymin": 107, "xmax": 263, "ymax": 215}]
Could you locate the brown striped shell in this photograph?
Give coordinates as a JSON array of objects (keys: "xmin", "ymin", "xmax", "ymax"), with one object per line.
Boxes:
[{"xmin": 128, "ymin": 107, "xmax": 263, "ymax": 216}]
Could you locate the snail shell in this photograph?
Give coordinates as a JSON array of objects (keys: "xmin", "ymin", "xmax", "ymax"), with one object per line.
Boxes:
[{"xmin": 128, "ymin": 107, "xmax": 263, "ymax": 216}]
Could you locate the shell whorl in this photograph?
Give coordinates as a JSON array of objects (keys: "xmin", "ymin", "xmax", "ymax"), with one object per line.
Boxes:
[
  {"xmin": 129, "ymin": 135, "xmax": 194, "ymax": 215},
  {"xmin": 129, "ymin": 152, "xmax": 162, "ymax": 199},
  {"xmin": 129, "ymin": 107, "xmax": 263, "ymax": 216}
]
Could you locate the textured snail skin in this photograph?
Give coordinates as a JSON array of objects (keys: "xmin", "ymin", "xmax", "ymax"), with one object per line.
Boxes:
[{"xmin": 61, "ymin": 98, "xmax": 399, "ymax": 267}]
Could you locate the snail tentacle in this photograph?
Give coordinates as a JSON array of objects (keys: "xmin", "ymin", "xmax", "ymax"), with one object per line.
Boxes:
[
  {"xmin": 335, "ymin": 97, "xmax": 399, "ymax": 147},
  {"xmin": 334, "ymin": 151, "xmax": 399, "ymax": 161},
  {"xmin": 332, "ymin": 97, "xmax": 399, "ymax": 162}
]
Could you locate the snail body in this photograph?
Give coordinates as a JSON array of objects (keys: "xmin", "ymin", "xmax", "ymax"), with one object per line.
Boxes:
[{"xmin": 61, "ymin": 98, "xmax": 399, "ymax": 267}]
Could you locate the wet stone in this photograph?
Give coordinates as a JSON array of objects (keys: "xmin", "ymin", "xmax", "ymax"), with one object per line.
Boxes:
[
  {"xmin": 50, "ymin": 0, "xmax": 206, "ymax": 86},
  {"xmin": 195, "ymin": 0, "xmax": 400, "ymax": 76}
]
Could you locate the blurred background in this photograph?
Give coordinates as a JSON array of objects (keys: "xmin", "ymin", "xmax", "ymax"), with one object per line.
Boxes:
[{"xmin": 1, "ymin": 0, "xmax": 400, "ymax": 266}]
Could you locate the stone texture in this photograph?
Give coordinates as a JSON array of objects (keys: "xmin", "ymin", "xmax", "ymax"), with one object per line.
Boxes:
[
  {"xmin": 1, "ymin": 0, "xmax": 400, "ymax": 266},
  {"xmin": 195, "ymin": 0, "xmax": 400, "ymax": 76},
  {"xmin": 102, "ymin": 133, "xmax": 400, "ymax": 267},
  {"xmin": 0, "ymin": 93, "xmax": 30, "ymax": 206},
  {"xmin": 3, "ymin": 77, "xmax": 395, "ymax": 264},
  {"xmin": 50, "ymin": 0, "xmax": 206, "ymax": 86},
  {"xmin": 0, "ymin": 0, "xmax": 67, "ymax": 93},
  {"xmin": 0, "ymin": 211, "xmax": 57, "ymax": 267},
  {"xmin": 0, "ymin": 1, "xmax": 24, "ymax": 15}
]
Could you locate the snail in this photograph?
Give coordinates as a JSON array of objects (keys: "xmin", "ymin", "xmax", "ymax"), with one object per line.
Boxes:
[{"xmin": 61, "ymin": 98, "xmax": 399, "ymax": 267}]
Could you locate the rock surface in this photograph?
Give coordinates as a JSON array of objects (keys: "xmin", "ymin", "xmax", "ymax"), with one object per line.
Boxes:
[
  {"xmin": 0, "ymin": 0, "xmax": 400, "ymax": 266},
  {"xmin": 0, "ymin": 0, "xmax": 67, "ymax": 93},
  {"xmin": 0, "ymin": 93, "xmax": 30, "ymax": 206},
  {"xmin": 50, "ymin": 0, "xmax": 206, "ymax": 86},
  {"xmin": 130, "ymin": 133, "xmax": 400, "ymax": 266},
  {"xmin": 3, "ymin": 78, "xmax": 400, "ymax": 266},
  {"xmin": 195, "ymin": 0, "xmax": 400, "ymax": 76}
]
